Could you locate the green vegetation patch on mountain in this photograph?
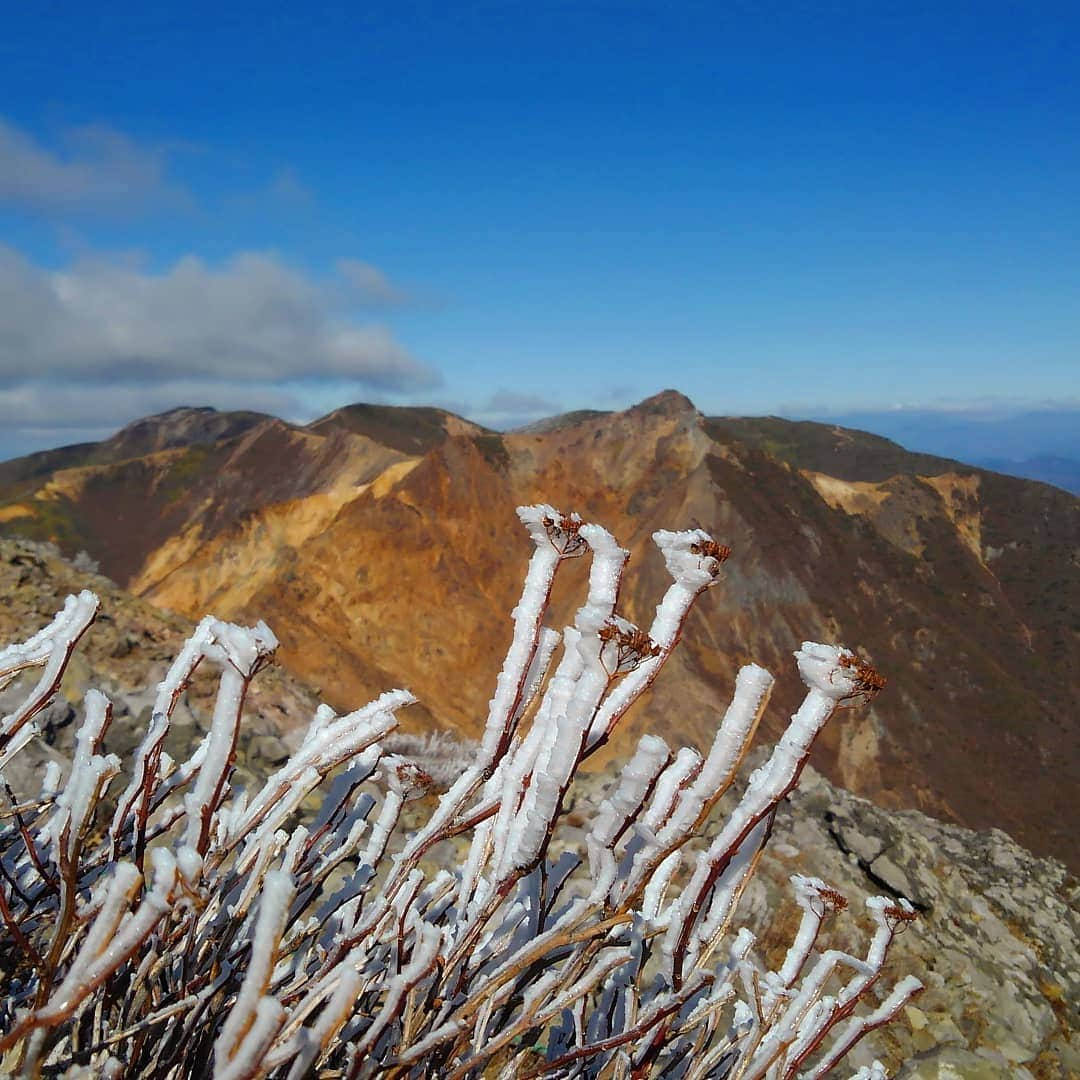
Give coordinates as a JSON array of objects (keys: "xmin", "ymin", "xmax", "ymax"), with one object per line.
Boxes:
[
  {"xmin": 308, "ymin": 402, "xmax": 486, "ymax": 455},
  {"xmin": 706, "ymin": 416, "xmax": 964, "ymax": 482}
]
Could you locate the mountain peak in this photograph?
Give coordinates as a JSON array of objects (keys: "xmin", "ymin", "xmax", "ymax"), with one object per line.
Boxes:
[
  {"xmin": 105, "ymin": 406, "xmax": 271, "ymax": 459},
  {"xmin": 0, "ymin": 395, "xmax": 1076, "ymax": 871},
  {"xmin": 308, "ymin": 402, "xmax": 487, "ymax": 456},
  {"xmin": 626, "ymin": 389, "xmax": 700, "ymax": 419}
]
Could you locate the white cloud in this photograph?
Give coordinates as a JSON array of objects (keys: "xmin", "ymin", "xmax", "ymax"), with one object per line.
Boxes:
[
  {"xmin": 782, "ymin": 395, "xmax": 1080, "ymax": 419},
  {"xmin": 480, "ymin": 390, "xmax": 561, "ymax": 415},
  {"xmin": 0, "ymin": 118, "xmax": 184, "ymax": 215},
  {"xmin": 0, "ymin": 245, "xmax": 439, "ymax": 389},
  {"xmin": 268, "ymin": 166, "xmax": 314, "ymax": 206},
  {"xmin": 336, "ymin": 258, "xmax": 409, "ymax": 306},
  {"xmin": 0, "ymin": 380, "xmax": 304, "ymax": 431},
  {"xmin": 460, "ymin": 389, "xmax": 563, "ymax": 432}
]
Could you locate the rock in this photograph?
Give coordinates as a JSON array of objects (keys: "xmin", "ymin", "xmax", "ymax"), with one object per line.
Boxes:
[
  {"xmin": 37, "ymin": 699, "xmax": 76, "ymax": 746},
  {"xmin": 247, "ymin": 733, "xmax": 291, "ymax": 768},
  {"xmin": 751, "ymin": 766, "xmax": 1079, "ymax": 1077},
  {"xmin": 569, "ymin": 757, "xmax": 1077, "ymax": 1077},
  {"xmin": 898, "ymin": 1045, "xmax": 1027, "ymax": 1079},
  {"xmin": 109, "ymin": 633, "xmax": 138, "ymax": 659}
]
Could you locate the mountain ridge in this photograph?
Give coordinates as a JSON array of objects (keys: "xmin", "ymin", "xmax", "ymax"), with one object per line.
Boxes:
[{"xmin": 0, "ymin": 391, "xmax": 1076, "ymax": 867}]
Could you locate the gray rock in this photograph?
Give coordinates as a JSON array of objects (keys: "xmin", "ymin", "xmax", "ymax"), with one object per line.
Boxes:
[{"xmin": 751, "ymin": 766, "xmax": 1079, "ymax": 1076}]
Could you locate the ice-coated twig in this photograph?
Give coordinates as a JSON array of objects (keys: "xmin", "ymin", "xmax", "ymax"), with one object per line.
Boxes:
[
  {"xmin": 0, "ymin": 590, "xmax": 99, "ymax": 742},
  {"xmin": 586, "ymin": 528, "xmax": 728, "ymax": 749},
  {"xmin": 45, "ymin": 690, "xmax": 119, "ymax": 867},
  {"xmin": 182, "ymin": 619, "xmax": 279, "ymax": 855},
  {"xmin": 216, "ymin": 869, "xmax": 294, "ymax": 1068},
  {"xmin": 477, "ymin": 504, "xmax": 570, "ymax": 769},
  {"xmin": 663, "ymin": 643, "xmax": 875, "ymax": 986},
  {"xmin": 591, "ymin": 733, "xmax": 672, "ymax": 851},
  {"xmin": 217, "ymin": 996, "xmax": 286, "ymax": 1080},
  {"xmin": 801, "ymin": 975, "xmax": 923, "ymax": 1079},
  {"xmin": 498, "ymin": 523, "xmax": 628, "ymax": 876},
  {"xmin": 1, "ymin": 851, "xmax": 177, "ymax": 1058},
  {"xmin": 109, "ymin": 616, "xmax": 218, "ymax": 861}
]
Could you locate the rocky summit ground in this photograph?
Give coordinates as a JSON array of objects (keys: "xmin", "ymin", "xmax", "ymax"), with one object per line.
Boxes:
[{"xmin": 527, "ymin": 757, "xmax": 1078, "ymax": 1080}]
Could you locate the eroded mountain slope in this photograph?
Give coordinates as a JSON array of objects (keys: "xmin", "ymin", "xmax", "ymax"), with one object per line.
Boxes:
[{"xmin": 1, "ymin": 392, "xmax": 1076, "ymax": 867}]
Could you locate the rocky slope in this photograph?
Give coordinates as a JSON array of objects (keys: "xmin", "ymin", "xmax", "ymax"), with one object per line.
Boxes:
[
  {"xmin": 565, "ymin": 763, "xmax": 1079, "ymax": 1079},
  {"xmin": 0, "ymin": 393, "xmax": 1076, "ymax": 871},
  {"xmin": 760, "ymin": 768, "xmax": 1077, "ymax": 1078}
]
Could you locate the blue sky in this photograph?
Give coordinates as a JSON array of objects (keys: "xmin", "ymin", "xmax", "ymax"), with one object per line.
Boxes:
[{"xmin": 1, "ymin": 2, "xmax": 1077, "ymax": 457}]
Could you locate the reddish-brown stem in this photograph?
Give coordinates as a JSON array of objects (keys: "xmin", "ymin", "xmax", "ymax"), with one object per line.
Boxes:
[
  {"xmin": 194, "ymin": 670, "xmax": 254, "ymax": 857},
  {"xmin": 4, "ymin": 781, "xmax": 58, "ymax": 896},
  {"xmin": 795, "ymin": 982, "xmax": 924, "ymax": 1079},
  {"xmin": 0, "ymin": 884, "xmax": 47, "ymax": 979},
  {"xmin": 671, "ymin": 757, "xmax": 810, "ymax": 988},
  {"xmin": 484, "ymin": 578, "xmax": 557, "ymax": 778}
]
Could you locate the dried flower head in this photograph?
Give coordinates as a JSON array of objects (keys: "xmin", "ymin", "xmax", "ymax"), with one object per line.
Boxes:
[
  {"xmin": 540, "ymin": 512, "xmax": 588, "ymax": 558},
  {"xmin": 811, "ymin": 882, "xmax": 849, "ymax": 917},
  {"xmin": 792, "ymin": 874, "xmax": 849, "ymax": 918},
  {"xmin": 690, "ymin": 539, "xmax": 732, "ymax": 566},
  {"xmin": 653, "ymin": 528, "xmax": 731, "ymax": 592},
  {"xmin": 835, "ymin": 651, "xmax": 887, "ymax": 705},
  {"xmin": 882, "ymin": 901, "xmax": 919, "ymax": 934},
  {"xmin": 597, "ymin": 616, "xmax": 662, "ymax": 676},
  {"xmin": 383, "ymin": 755, "xmax": 435, "ymax": 799}
]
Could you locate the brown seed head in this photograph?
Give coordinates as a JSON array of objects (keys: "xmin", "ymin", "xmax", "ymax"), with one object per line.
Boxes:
[
  {"xmin": 389, "ymin": 759, "xmax": 434, "ymax": 799},
  {"xmin": 689, "ymin": 539, "xmax": 731, "ymax": 563},
  {"xmin": 810, "ymin": 883, "xmax": 849, "ymax": 916},
  {"xmin": 882, "ymin": 903, "xmax": 919, "ymax": 933},
  {"xmin": 835, "ymin": 652, "xmax": 887, "ymax": 705},
  {"xmin": 541, "ymin": 513, "xmax": 588, "ymax": 558},
  {"xmin": 598, "ymin": 619, "xmax": 662, "ymax": 676},
  {"xmin": 689, "ymin": 538, "xmax": 732, "ymax": 578}
]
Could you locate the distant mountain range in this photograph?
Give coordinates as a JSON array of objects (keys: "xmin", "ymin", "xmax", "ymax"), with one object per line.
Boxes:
[
  {"xmin": 794, "ymin": 407, "xmax": 1080, "ymax": 494},
  {"xmin": 519, "ymin": 405, "xmax": 1080, "ymax": 495},
  {"xmin": 0, "ymin": 391, "xmax": 1076, "ymax": 869}
]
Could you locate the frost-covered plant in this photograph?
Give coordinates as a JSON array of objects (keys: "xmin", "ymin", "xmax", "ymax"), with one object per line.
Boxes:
[
  {"xmin": 380, "ymin": 731, "xmax": 477, "ymax": 791},
  {"xmin": 0, "ymin": 505, "xmax": 921, "ymax": 1078}
]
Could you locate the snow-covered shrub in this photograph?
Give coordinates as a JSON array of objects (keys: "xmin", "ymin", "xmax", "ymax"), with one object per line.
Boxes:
[{"xmin": 0, "ymin": 505, "xmax": 921, "ymax": 1077}]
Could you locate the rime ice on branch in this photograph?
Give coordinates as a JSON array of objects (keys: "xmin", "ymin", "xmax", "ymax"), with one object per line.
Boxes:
[{"xmin": 0, "ymin": 505, "xmax": 918, "ymax": 1079}]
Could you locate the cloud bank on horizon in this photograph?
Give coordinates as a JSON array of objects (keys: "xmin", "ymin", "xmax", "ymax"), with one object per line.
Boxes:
[
  {"xmin": 0, "ymin": 117, "xmax": 442, "ymax": 449},
  {"xmin": 0, "ymin": 243, "xmax": 437, "ymax": 415},
  {"xmin": 0, "ymin": 114, "xmax": 587, "ymax": 450}
]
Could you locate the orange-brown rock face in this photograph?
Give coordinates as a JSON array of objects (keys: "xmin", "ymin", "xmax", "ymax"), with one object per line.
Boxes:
[{"xmin": 1, "ymin": 392, "xmax": 1077, "ymax": 868}]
